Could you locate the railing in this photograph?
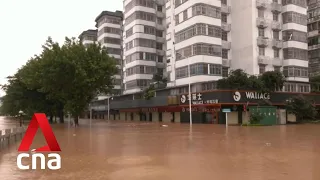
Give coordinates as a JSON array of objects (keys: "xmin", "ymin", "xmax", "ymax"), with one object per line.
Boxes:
[{"xmin": 0, "ymin": 127, "xmax": 26, "ymax": 149}]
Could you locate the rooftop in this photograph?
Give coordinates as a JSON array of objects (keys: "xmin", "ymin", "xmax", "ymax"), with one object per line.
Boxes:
[
  {"xmin": 95, "ymin": 10, "xmax": 123, "ymax": 22},
  {"xmin": 78, "ymin": 29, "xmax": 98, "ymax": 39}
]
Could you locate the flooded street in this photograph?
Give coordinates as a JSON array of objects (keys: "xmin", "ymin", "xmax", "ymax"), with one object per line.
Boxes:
[{"xmin": 1, "ymin": 116, "xmax": 320, "ymax": 180}]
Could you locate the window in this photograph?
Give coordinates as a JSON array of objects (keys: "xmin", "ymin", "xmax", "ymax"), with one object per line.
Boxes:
[
  {"xmin": 156, "ymin": 30, "xmax": 163, "ymax": 37},
  {"xmin": 282, "ymin": 30, "xmax": 307, "ymax": 42},
  {"xmin": 144, "ymin": 25, "xmax": 155, "ymax": 35},
  {"xmin": 209, "ymin": 64, "xmax": 222, "ymax": 75},
  {"xmin": 282, "ymin": 0, "xmax": 307, "ymax": 8},
  {"xmin": 157, "ymin": 5, "xmax": 162, "ymax": 12},
  {"xmin": 192, "ymin": 3, "xmax": 221, "ymax": 19},
  {"xmin": 222, "ymin": 67, "xmax": 228, "ymax": 77},
  {"xmin": 183, "ymin": 10, "xmax": 188, "ymax": 21},
  {"xmin": 274, "ymin": 49, "xmax": 280, "ymax": 58},
  {"xmin": 156, "ymin": 43, "xmax": 163, "ymax": 50},
  {"xmin": 175, "ymin": 15, "xmax": 179, "ymax": 25},
  {"xmin": 283, "ymin": 48, "xmax": 308, "ymax": 60},
  {"xmin": 221, "ymin": 14, "xmax": 227, "ymax": 23},
  {"xmin": 259, "ymin": 47, "xmax": 265, "ymax": 56},
  {"xmin": 283, "ymin": 66, "xmax": 308, "ymax": 78},
  {"xmin": 259, "ymin": 65, "xmax": 266, "ymax": 74},
  {"xmin": 282, "ymin": 11, "xmax": 307, "ymax": 25},
  {"xmin": 222, "ymin": 31, "xmax": 228, "ymax": 41},
  {"xmin": 273, "ymin": 31, "xmax": 279, "ymax": 40},
  {"xmin": 273, "ymin": 12, "xmax": 279, "ymax": 21},
  {"xmin": 104, "ymin": 37, "xmax": 121, "ymax": 44},
  {"xmin": 126, "ymin": 27, "xmax": 133, "ymax": 37},
  {"xmin": 221, "ymin": 0, "xmax": 227, "ymax": 5},
  {"xmin": 157, "ymin": 17, "xmax": 163, "ymax": 25},
  {"xmin": 222, "ymin": 49, "xmax": 228, "ymax": 59},
  {"xmin": 158, "ymin": 56, "xmax": 163, "ymax": 62},
  {"xmin": 258, "ymin": 9, "xmax": 264, "ymax": 18},
  {"xmin": 258, "ymin": 28, "xmax": 264, "ymax": 37},
  {"xmin": 274, "ymin": 66, "xmax": 281, "ymax": 71},
  {"xmin": 176, "ymin": 43, "xmax": 222, "ymax": 60}
]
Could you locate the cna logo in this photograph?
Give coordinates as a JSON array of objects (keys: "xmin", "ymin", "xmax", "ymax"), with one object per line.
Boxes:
[{"xmin": 17, "ymin": 113, "xmax": 61, "ymax": 170}]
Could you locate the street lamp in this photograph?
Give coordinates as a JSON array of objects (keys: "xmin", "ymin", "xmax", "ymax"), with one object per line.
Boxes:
[
  {"xmin": 18, "ymin": 110, "xmax": 24, "ymax": 127},
  {"xmin": 89, "ymin": 103, "xmax": 92, "ymax": 126},
  {"xmin": 107, "ymin": 97, "xmax": 113, "ymax": 121},
  {"xmin": 176, "ymin": 52, "xmax": 192, "ymax": 126}
]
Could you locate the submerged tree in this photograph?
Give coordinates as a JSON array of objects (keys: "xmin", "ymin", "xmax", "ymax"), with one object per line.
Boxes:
[{"xmin": 285, "ymin": 95, "xmax": 317, "ymax": 122}]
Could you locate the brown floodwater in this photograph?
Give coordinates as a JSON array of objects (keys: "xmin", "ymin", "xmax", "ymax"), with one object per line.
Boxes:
[{"xmin": 0, "ymin": 116, "xmax": 320, "ymax": 180}]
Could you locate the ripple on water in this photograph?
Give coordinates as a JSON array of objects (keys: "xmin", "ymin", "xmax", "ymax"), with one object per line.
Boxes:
[
  {"xmin": 107, "ymin": 156, "xmax": 152, "ymax": 165},
  {"xmin": 108, "ymin": 166, "xmax": 168, "ymax": 180}
]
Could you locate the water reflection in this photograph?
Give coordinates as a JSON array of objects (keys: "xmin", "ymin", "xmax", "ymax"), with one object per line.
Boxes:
[{"xmin": 0, "ymin": 116, "xmax": 320, "ymax": 180}]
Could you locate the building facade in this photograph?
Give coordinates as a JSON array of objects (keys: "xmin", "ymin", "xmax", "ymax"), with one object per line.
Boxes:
[
  {"xmin": 95, "ymin": 10, "xmax": 124, "ymax": 95},
  {"xmin": 123, "ymin": 0, "xmax": 167, "ymax": 94},
  {"xmin": 308, "ymin": 0, "xmax": 320, "ymax": 76}
]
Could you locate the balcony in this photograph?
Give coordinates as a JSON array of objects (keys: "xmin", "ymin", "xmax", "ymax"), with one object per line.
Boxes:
[
  {"xmin": 257, "ymin": 37, "xmax": 269, "ymax": 47},
  {"xmin": 272, "ymin": 39, "xmax": 283, "ymax": 49},
  {"xmin": 271, "ymin": 2, "xmax": 282, "ymax": 12},
  {"xmin": 272, "ymin": 58, "xmax": 283, "ymax": 66},
  {"xmin": 221, "ymin": 23, "xmax": 231, "ymax": 32},
  {"xmin": 221, "ymin": 4, "xmax": 231, "ymax": 14},
  {"xmin": 156, "ymin": 11, "xmax": 165, "ymax": 18},
  {"xmin": 256, "ymin": 0, "xmax": 267, "ymax": 9},
  {"xmin": 258, "ymin": 55, "xmax": 270, "ymax": 65},
  {"xmin": 308, "ymin": 44, "xmax": 320, "ymax": 50},
  {"xmin": 256, "ymin": 18, "xmax": 268, "ymax": 28},
  {"xmin": 222, "ymin": 41, "xmax": 231, "ymax": 49},
  {"xmin": 222, "ymin": 59, "xmax": 231, "ymax": 67},
  {"xmin": 271, "ymin": 21, "xmax": 282, "ymax": 31}
]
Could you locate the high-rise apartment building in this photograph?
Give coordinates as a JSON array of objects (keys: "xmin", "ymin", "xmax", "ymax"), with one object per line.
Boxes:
[
  {"xmin": 307, "ymin": 0, "xmax": 320, "ymax": 76},
  {"xmin": 123, "ymin": 0, "xmax": 166, "ymax": 94},
  {"xmin": 120, "ymin": 0, "xmax": 310, "ymax": 94},
  {"xmin": 95, "ymin": 10, "xmax": 124, "ymax": 95},
  {"xmin": 79, "ymin": 29, "xmax": 97, "ymax": 47}
]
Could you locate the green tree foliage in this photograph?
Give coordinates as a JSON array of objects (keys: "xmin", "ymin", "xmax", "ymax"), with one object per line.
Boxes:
[
  {"xmin": 143, "ymin": 84, "xmax": 156, "ymax": 100},
  {"xmin": 1, "ymin": 37, "xmax": 117, "ymax": 124},
  {"xmin": 152, "ymin": 72, "xmax": 167, "ymax": 89},
  {"xmin": 217, "ymin": 69, "xmax": 285, "ymax": 93},
  {"xmin": 310, "ymin": 75, "xmax": 320, "ymax": 92},
  {"xmin": 285, "ymin": 95, "xmax": 317, "ymax": 122}
]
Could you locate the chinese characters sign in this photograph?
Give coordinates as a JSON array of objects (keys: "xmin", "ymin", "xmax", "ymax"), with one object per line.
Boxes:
[{"xmin": 180, "ymin": 93, "xmax": 219, "ymax": 105}]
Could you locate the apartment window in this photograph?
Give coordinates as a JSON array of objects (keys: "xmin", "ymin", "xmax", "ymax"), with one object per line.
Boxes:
[
  {"xmin": 259, "ymin": 65, "xmax": 266, "ymax": 74},
  {"xmin": 259, "ymin": 47, "xmax": 265, "ymax": 56},
  {"xmin": 273, "ymin": 31, "xmax": 279, "ymax": 40},
  {"xmin": 175, "ymin": 23, "xmax": 221, "ymax": 43},
  {"xmin": 258, "ymin": 28, "xmax": 264, "ymax": 37},
  {"xmin": 221, "ymin": 0, "xmax": 227, "ymax": 5},
  {"xmin": 258, "ymin": 9, "xmax": 264, "ymax": 18},
  {"xmin": 273, "ymin": 12, "xmax": 279, "ymax": 21},
  {"xmin": 157, "ymin": 5, "xmax": 162, "ymax": 12},
  {"xmin": 144, "ymin": 25, "xmax": 155, "ymax": 35},
  {"xmin": 283, "ymin": 48, "xmax": 308, "ymax": 60},
  {"xmin": 274, "ymin": 66, "xmax": 281, "ymax": 71},
  {"xmin": 190, "ymin": 63, "xmax": 208, "ymax": 76},
  {"xmin": 157, "ymin": 17, "xmax": 163, "ymax": 25},
  {"xmin": 106, "ymin": 48, "xmax": 121, "ymax": 55},
  {"xmin": 176, "ymin": 43, "xmax": 222, "ymax": 60},
  {"xmin": 222, "ymin": 67, "xmax": 229, "ymax": 77},
  {"xmin": 222, "ymin": 49, "xmax": 228, "ymax": 59},
  {"xmin": 175, "ymin": 15, "xmax": 179, "ymax": 24},
  {"xmin": 282, "ymin": 0, "xmax": 307, "ymax": 8},
  {"xmin": 158, "ymin": 56, "xmax": 163, "ymax": 62},
  {"xmin": 192, "ymin": 3, "xmax": 221, "ymax": 19},
  {"xmin": 282, "ymin": 30, "xmax": 307, "ymax": 42},
  {"xmin": 282, "ymin": 11, "xmax": 307, "ymax": 26},
  {"xmin": 125, "ymin": 11, "xmax": 156, "ymax": 25},
  {"xmin": 273, "ymin": 0, "xmax": 278, "ymax": 2},
  {"xmin": 183, "ymin": 10, "xmax": 188, "ymax": 21},
  {"xmin": 156, "ymin": 30, "xmax": 163, "ymax": 37},
  {"xmin": 274, "ymin": 49, "xmax": 280, "ymax": 58},
  {"xmin": 209, "ymin": 64, "xmax": 222, "ymax": 75},
  {"xmin": 156, "ymin": 43, "xmax": 163, "ymax": 50},
  {"xmin": 283, "ymin": 66, "xmax": 308, "ymax": 78},
  {"xmin": 221, "ymin": 14, "xmax": 227, "ymax": 23},
  {"xmin": 222, "ymin": 31, "xmax": 228, "ymax": 41},
  {"xmin": 126, "ymin": 27, "xmax": 133, "ymax": 37}
]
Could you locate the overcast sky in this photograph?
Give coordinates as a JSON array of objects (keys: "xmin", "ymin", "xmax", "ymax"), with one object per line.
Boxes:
[{"xmin": 0, "ymin": 0, "xmax": 123, "ymax": 96}]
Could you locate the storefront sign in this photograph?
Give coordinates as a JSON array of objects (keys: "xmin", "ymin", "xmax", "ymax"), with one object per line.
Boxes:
[
  {"xmin": 233, "ymin": 91, "xmax": 270, "ymax": 102},
  {"xmin": 182, "ymin": 107, "xmax": 220, "ymax": 113},
  {"xmin": 180, "ymin": 93, "xmax": 219, "ymax": 105},
  {"xmin": 245, "ymin": 92, "xmax": 270, "ymax": 100},
  {"xmin": 141, "ymin": 108, "xmax": 158, "ymax": 112}
]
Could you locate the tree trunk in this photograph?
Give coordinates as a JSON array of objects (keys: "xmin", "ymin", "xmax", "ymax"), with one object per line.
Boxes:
[
  {"xmin": 74, "ymin": 116, "xmax": 79, "ymax": 127},
  {"xmin": 59, "ymin": 110, "xmax": 64, "ymax": 123},
  {"xmin": 49, "ymin": 115, "xmax": 53, "ymax": 124}
]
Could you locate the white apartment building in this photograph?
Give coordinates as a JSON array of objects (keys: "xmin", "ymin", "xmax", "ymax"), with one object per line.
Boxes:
[
  {"xmin": 95, "ymin": 10, "xmax": 124, "ymax": 95},
  {"xmin": 123, "ymin": 0, "xmax": 166, "ymax": 94},
  {"xmin": 79, "ymin": 29, "xmax": 97, "ymax": 47},
  {"xmin": 121, "ymin": 0, "xmax": 309, "ymax": 94}
]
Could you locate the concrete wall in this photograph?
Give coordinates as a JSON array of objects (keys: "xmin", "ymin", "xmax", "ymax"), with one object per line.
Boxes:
[
  {"xmin": 227, "ymin": 112, "xmax": 239, "ymax": 125},
  {"xmin": 174, "ymin": 112, "xmax": 181, "ymax": 123}
]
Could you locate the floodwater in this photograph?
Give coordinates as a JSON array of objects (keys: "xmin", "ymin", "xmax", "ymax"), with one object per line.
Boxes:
[{"xmin": 1, "ymin": 116, "xmax": 320, "ymax": 180}]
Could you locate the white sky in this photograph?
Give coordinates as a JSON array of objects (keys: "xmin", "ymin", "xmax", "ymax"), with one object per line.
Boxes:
[{"xmin": 0, "ymin": 0, "xmax": 123, "ymax": 96}]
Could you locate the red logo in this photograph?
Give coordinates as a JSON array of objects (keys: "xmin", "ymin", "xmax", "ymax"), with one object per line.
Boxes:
[{"xmin": 18, "ymin": 113, "xmax": 61, "ymax": 152}]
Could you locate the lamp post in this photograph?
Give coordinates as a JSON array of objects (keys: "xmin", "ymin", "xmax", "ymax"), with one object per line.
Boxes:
[
  {"xmin": 89, "ymin": 103, "xmax": 92, "ymax": 127},
  {"xmin": 18, "ymin": 110, "xmax": 24, "ymax": 127},
  {"xmin": 176, "ymin": 52, "xmax": 192, "ymax": 126},
  {"xmin": 107, "ymin": 97, "xmax": 113, "ymax": 121}
]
